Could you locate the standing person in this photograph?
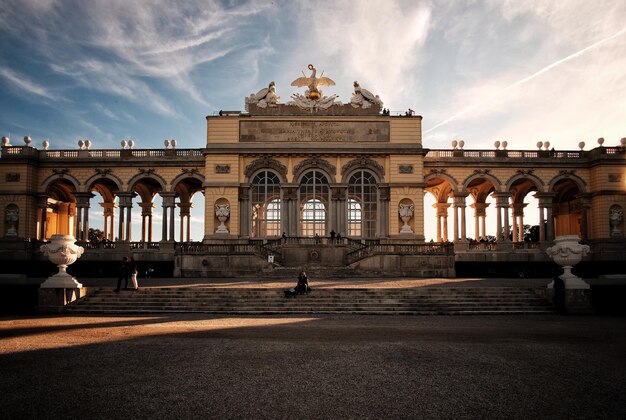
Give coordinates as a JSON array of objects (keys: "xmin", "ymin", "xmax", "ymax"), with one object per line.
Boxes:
[
  {"xmin": 329, "ymin": 229, "xmax": 336, "ymax": 243},
  {"xmin": 115, "ymin": 257, "xmax": 129, "ymax": 292},
  {"xmin": 129, "ymin": 257, "xmax": 139, "ymax": 290}
]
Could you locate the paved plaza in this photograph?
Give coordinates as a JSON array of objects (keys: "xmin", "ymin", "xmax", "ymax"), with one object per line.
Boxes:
[{"xmin": 1, "ymin": 313, "xmax": 624, "ymax": 419}]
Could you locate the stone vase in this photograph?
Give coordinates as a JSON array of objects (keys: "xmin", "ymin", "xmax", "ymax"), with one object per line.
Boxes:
[
  {"xmin": 546, "ymin": 235, "xmax": 590, "ymax": 289},
  {"xmin": 40, "ymin": 234, "xmax": 84, "ymax": 288}
]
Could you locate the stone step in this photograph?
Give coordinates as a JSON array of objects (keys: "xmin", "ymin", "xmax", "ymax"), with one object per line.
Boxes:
[{"xmin": 67, "ymin": 286, "xmax": 554, "ymax": 315}]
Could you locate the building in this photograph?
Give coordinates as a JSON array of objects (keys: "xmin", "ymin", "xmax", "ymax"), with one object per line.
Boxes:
[{"xmin": 1, "ymin": 67, "xmax": 625, "ymax": 279}]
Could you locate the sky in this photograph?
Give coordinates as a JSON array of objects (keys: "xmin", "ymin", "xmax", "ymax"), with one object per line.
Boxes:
[
  {"xmin": 1, "ymin": 0, "xmax": 625, "ymax": 241},
  {"xmin": 1, "ymin": 0, "xmax": 625, "ymax": 152}
]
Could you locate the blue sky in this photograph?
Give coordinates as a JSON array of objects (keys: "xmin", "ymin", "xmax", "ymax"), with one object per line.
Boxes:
[{"xmin": 1, "ymin": 0, "xmax": 625, "ymax": 152}]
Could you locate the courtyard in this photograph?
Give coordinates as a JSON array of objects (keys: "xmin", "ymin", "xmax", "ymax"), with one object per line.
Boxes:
[{"xmin": 1, "ymin": 314, "xmax": 624, "ymax": 419}]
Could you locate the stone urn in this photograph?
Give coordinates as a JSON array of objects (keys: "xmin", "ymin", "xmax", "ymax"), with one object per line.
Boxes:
[
  {"xmin": 40, "ymin": 234, "xmax": 84, "ymax": 288},
  {"xmin": 398, "ymin": 203, "xmax": 414, "ymax": 234},
  {"xmin": 546, "ymin": 235, "xmax": 590, "ymax": 289},
  {"xmin": 214, "ymin": 204, "xmax": 230, "ymax": 234}
]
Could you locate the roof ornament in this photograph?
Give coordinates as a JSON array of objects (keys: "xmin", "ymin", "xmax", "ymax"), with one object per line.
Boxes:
[
  {"xmin": 350, "ymin": 81, "xmax": 383, "ymax": 109},
  {"xmin": 287, "ymin": 64, "xmax": 341, "ymax": 110}
]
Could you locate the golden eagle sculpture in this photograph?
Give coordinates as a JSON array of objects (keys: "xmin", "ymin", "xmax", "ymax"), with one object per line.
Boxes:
[{"xmin": 290, "ymin": 64, "xmax": 335, "ymax": 100}]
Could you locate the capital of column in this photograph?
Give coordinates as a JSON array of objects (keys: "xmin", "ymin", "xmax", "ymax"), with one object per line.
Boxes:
[
  {"xmin": 377, "ymin": 184, "xmax": 391, "ymax": 201},
  {"xmin": 160, "ymin": 192, "xmax": 176, "ymax": 207},
  {"xmin": 470, "ymin": 202, "xmax": 490, "ymax": 216},
  {"xmin": 511, "ymin": 202, "xmax": 528, "ymax": 216},
  {"xmin": 177, "ymin": 202, "xmax": 193, "ymax": 217},
  {"xmin": 37, "ymin": 193, "xmax": 49, "ymax": 209},
  {"xmin": 535, "ymin": 192, "xmax": 556, "ymax": 208},
  {"xmin": 494, "ymin": 192, "xmax": 512, "ymax": 207},
  {"xmin": 72, "ymin": 192, "xmax": 95, "ymax": 207},
  {"xmin": 116, "ymin": 192, "xmax": 136, "ymax": 207},
  {"xmin": 434, "ymin": 202, "xmax": 451, "ymax": 217},
  {"xmin": 139, "ymin": 201, "xmax": 156, "ymax": 216},
  {"xmin": 281, "ymin": 184, "xmax": 298, "ymax": 200}
]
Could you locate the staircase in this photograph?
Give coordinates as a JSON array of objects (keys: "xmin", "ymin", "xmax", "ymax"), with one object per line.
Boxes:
[{"xmin": 66, "ymin": 287, "xmax": 555, "ymax": 315}]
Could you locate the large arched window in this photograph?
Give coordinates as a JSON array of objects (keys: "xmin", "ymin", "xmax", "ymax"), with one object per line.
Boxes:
[
  {"xmin": 347, "ymin": 170, "xmax": 377, "ymax": 238},
  {"xmin": 251, "ymin": 171, "xmax": 281, "ymax": 238},
  {"xmin": 299, "ymin": 170, "xmax": 329, "ymax": 236}
]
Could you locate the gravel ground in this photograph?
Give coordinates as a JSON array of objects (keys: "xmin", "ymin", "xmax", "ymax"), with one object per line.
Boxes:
[{"xmin": 1, "ymin": 314, "xmax": 624, "ymax": 419}]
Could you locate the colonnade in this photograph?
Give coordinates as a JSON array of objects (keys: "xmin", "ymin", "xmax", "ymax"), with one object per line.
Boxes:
[
  {"xmin": 36, "ymin": 191, "xmax": 197, "ymax": 242},
  {"xmin": 431, "ymin": 192, "xmax": 585, "ymax": 243}
]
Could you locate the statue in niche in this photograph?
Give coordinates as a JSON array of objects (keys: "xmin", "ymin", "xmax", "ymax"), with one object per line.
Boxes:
[
  {"xmin": 398, "ymin": 203, "xmax": 414, "ymax": 234},
  {"xmin": 350, "ymin": 81, "xmax": 383, "ymax": 109},
  {"xmin": 5, "ymin": 206, "xmax": 19, "ymax": 237},
  {"xmin": 215, "ymin": 204, "xmax": 230, "ymax": 234},
  {"xmin": 245, "ymin": 81, "xmax": 281, "ymax": 110},
  {"xmin": 609, "ymin": 207, "xmax": 623, "ymax": 236}
]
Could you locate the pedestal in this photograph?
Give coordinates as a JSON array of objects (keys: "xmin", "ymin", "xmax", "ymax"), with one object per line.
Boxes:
[{"xmin": 38, "ymin": 287, "xmax": 87, "ymax": 313}]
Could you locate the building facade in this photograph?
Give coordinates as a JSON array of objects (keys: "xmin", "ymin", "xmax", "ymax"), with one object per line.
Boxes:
[{"xmin": 1, "ymin": 71, "xmax": 625, "ymax": 278}]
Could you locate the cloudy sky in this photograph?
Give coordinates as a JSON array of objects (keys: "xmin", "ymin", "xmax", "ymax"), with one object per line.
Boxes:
[{"xmin": 1, "ymin": 0, "xmax": 625, "ymax": 152}]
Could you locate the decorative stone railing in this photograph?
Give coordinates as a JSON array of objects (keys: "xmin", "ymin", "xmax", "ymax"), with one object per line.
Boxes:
[
  {"xmin": 425, "ymin": 147, "xmax": 622, "ymax": 160},
  {"xmin": 1, "ymin": 147, "xmax": 203, "ymax": 159}
]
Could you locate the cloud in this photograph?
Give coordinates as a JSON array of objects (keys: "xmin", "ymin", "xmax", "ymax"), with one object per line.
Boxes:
[
  {"xmin": 0, "ymin": 67, "xmax": 56, "ymax": 100},
  {"xmin": 421, "ymin": 0, "xmax": 626, "ymax": 149}
]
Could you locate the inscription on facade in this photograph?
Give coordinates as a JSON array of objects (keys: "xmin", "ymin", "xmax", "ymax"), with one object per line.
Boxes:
[{"xmin": 240, "ymin": 121, "xmax": 389, "ymax": 143}]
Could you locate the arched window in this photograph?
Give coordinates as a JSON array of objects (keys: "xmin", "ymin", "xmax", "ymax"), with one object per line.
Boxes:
[
  {"xmin": 251, "ymin": 171, "xmax": 281, "ymax": 238},
  {"xmin": 348, "ymin": 170, "xmax": 377, "ymax": 238},
  {"xmin": 299, "ymin": 170, "xmax": 329, "ymax": 236}
]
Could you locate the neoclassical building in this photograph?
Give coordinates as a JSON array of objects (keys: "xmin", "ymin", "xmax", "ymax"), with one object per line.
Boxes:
[{"xmin": 1, "ymin": 67, "xmax": 625, "ymax": 278}]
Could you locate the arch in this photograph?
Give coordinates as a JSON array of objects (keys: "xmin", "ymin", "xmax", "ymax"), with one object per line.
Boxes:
[
  {"xmin": 341, "ymin": 156, "xmax": 384, "ymax": 182},
  {"xmin": 244, "ymin": 156, "xmax": 287, "ymax": 182},
  {"xmin": 128, "ymin": 172, "xmax": 167, "ymax": 192},
  {"xmin": 424, "ymin": 172, "xmax": 460, "ymax": 197},
  {"xmin": 548, "ymin": 173, "xmax": 587, "ymax": 193},
  {"xmin": 344, "ymin": 167, "xmax": 381, "ymax": 184},
  {"xmin": 295, "ymin": 167, "xmax": 334, "ymax": 185},
  {"xmin": 505, "ymin": 173, "xmax": 544, "ymax": 193},
  {"xmin": 84, "ymin": 173, "xmax": 123, "ymax": 194},
  {"xmin": 293, "ymin": 156, "xmax": 337, "ymax": 183},
  {"xmin": 171, "ymin": 171, "xmax": 205, "ymax": 191},
  {"xmin": 41, "ymin": 173, "xmax": 80, "ymax": 194},
  {"xmin": 462, "ymin": 172, "xmax": 503, "ymax": 192}
]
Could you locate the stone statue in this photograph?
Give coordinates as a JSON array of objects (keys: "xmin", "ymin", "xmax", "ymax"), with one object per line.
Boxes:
[
  {"xmin": 5, "ymin": 206, "xmax": 18, "ymax": 237},
  {"xmin": 398, "ymin": 203, "xmax": 414, "ymax": 234},
  {"xmin": 350, "ymin": 81, "xmax": 383, "ymax": 109},
  {"xmin": 245, "ymin": 81, "xmax": 281, "ymax": 110},
  {"xmin": 290, "ymin": 64, "xmax": 335, "ymax": 100},
  {"xmin": 609, "ymin": 207, "xmax": 623, "ymax": 236},
  {"xmin": 215, "ymin": 203, "xmax": 230, "ymax": 234}
]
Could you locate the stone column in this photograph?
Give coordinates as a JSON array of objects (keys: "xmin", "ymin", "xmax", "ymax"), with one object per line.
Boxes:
[
  {"xmin": 578, "ymin": 193, "xmax": 592, "ymax": 241},
  {"xmin": 453, "ymin": 194, "xmax": 467, "ymax": 242},
  {"xmin": 495, "ymin": 193, "xmax": 512, "ymax": 242},
  {"xmin": 378, "ymin": 185, "xmax": 390, "ymax": 238},
  {"xmin": 99, "ymin": 202, "xmax": 116, "ymax": 241},
  {"xmin": 116, "ymin": 193, "xmax": 134, "ymax": 242},
  {"xmin": 178, "ymin": 202, "xmax": 192, "ymax": 242},
  {"xmin": 73, "ymin": 192, "xmax": 93, "ymax": 241},
  {"xmin": 159, "ymin": 193, "xmax": 175, "ymax": 242},
  {"xmin": 281, "ymin": 185, "xmax": 296, "ymax": 237},
  {"xmin": 435, "ymin": 203, "xmax": 451, "ymax": 242},
  {"xmin": 239, "ymin": 185, "xmax": 250, "ymax": 238},
  {"xmin": 471, "ymin": 202, "xmax": 489, "ymax": 240},
  {"xmin": 535, "ymin": 193, "xmax": 556, "ymax": 244},
  {"xmin": 138, "ymin": 202, "xmax": 155, "ymax": 242},
  {"xmin": 37, "ymin": 194, "xmax": 49, "ymax": 241}
]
